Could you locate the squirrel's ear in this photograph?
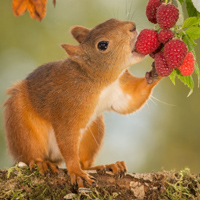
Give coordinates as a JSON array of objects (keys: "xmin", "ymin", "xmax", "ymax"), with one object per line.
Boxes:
[
  {"xmin": 71, "ymin": 26, "xmax": 90, "ymax": 43},
  {"xmin": 61, "ymin": 44, "xmax": 83, "ymax": 61}
]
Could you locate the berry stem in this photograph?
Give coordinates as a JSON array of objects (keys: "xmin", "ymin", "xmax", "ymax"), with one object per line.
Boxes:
[
  {"xmin": 174, "ymin": 25, "xmax": 178, "ymax": 33},
  {"xmin": 174, "ymin": 25, "xmax": 182, "ymax": 39}
]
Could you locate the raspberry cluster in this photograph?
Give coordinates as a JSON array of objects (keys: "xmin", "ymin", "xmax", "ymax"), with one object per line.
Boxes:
[{"xmin": 135, "ymin": 0, "xmax": 195, "ymax": 77}]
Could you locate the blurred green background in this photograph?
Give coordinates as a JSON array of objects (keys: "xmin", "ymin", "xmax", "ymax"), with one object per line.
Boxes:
[{"xmin": 0, "ymin": 0, "xmax": 200, "ymax": 173}]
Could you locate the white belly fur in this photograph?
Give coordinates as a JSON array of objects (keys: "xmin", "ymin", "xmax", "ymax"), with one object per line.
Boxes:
[
  {"xmin": 96, "ymin": 76, "xmax": 131, "ymax": 114},
  {"xmin": 82, "ymin": 71, "xmax": 132, "ymax": 132},
  {"xmin": 48, "ymin": 129, "xmax": 63, "ymax": 164}
]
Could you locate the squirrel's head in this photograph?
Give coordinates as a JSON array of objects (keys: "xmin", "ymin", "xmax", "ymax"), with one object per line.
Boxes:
[{"xmin": 61, "ymin": 19, "xmax": 145, "ymax": 75}]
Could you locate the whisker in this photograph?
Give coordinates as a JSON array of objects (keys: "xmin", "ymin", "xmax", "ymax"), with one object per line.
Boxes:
[
  {"xmin": 129, "ymin": 0, "xmax": 147, "ymax": 22},
  {"xmin": 149, "ymin": 96, "xmax": 158, "ymax": 106},
  {"xmin": 150, "ymin": 95, "xmax": 176, "ymax": 106},
  {"xmin": 146, "ymin": 101, "xmax": 151, "ymax": 115},
  {"xmin": 110, "ymin": 0, "xmax": 116, "ymax": 19},
  {"xmin": 116, "ymin": 3, "xmax": 119, "ymax": 20},
  {"xmin": 126, "ymin": 0, "xmax": 132, "ymax": 21},
  {"xmin": 130, "ymin": 10, "xmax": 136, "ymax": 22},
  {"xmin": 88, "ymin": 126, "xmax": 100, "ymax": 147},
  {"xmin": 114, "ymin": 0, "xmax": 120, "ymax": 19},
  {"xmin": 101, "ymin": 2, "xmax": 113, "ymax": 19},
  {"xmin": 130, "ymin": 0, "xmax": 141, "ymax": 21},
  {"xmin": 128, "ymin": 0, "xmax": 135, "ymax": 21},
  {"xmin": 125, "ymin": 0, "xmax": 129, "ymax": 20}
]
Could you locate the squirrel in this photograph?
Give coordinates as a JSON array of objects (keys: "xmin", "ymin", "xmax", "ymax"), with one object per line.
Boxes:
[{"xmin": 4, "ymin": 18, "xmax": 161, "ymax": 187}]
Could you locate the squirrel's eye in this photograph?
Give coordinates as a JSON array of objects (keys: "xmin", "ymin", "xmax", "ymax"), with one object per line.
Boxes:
[{"xmin": 97, "ymin": 41, "xmax": 109, "ymax": 51}]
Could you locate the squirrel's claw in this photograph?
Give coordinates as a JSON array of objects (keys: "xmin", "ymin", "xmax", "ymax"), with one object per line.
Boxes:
[
  {"xmin": 145, "ymin": 61, "xmax": 161, "ymax": 84},
  {"xmin": 106, "ymin": 161, "xmax": 127, "ymax": 178},
  {"xmin": 69, "ymin": 171, "xmax": 96, "ymax": 189},
  {"xmin": 97, "ymin": 167, "xmax": 106, "ymax": 175},
  {"xmin": 29, "ymin": 159, "xmax": 59, "ymax": 175},
  {"xmin": 87, "ymin": 164, "xmax": 106, "ymax": 175},
  {"xmin": 87, "ymin": 161, "xmax": 127, "ymax": 178}
]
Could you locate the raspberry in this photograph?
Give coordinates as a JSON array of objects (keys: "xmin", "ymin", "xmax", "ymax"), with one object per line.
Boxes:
[
  {"xmin": 163, "ymin": 39, "xmax": 187, "ymax": 68},
  {"xmin": 178, "ymin": 52, "xmax": 195, "ymax": 76},
  {"xmin": 158, "ymin": 30, "xmax": 174, "ymax": 44},
  {"xmin": 157, "ymin": 4, "xmax": 179, "ymax": 29},
  {"xmin": 146, "ymin": 0, "xmax": 162, "ymax": 24},
  {"xmin": 149, "ymin": 43, "xmax": 164, "ymax": 58},
  {"xmin": 135, "ymin": 29, "xmax": 160, "ymax": 55},
  {"xmin": 155, "ymin": 52, "xmax": 173, "ymax": 77}
]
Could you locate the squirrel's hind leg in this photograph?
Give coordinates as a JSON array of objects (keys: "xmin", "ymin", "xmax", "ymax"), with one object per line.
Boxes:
[
  {"xmin": 29, "ymin": 159, "xmax": 59, "ymax": 174},
  {"xmin": 4, "ymin": 82, "xmax": 57, "ymax": 174}
]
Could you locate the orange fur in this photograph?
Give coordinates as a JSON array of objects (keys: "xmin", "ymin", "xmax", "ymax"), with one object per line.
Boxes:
[
  {"xmin": 118, "ymin": 69, "xmax": 160, "ymax": 114},
  {"xmin": 4, "ymin": 19, "xmax": 162, "ymax": 187},
  {"xmin": 4, "ymin": 81, "xmax": 49, "ymax": 164},
  {"xmin": 79, "ymin": 115, "xmax": 105, "ymax": 170}
]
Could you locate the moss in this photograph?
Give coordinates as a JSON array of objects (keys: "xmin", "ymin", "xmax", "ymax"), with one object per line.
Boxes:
[
  {"xmin": 1, "ymin": 165, "xmax": 200, "ymax": 200},
  {"xmin": 161, "ymin": 168, "xmax": 200, "ymax": 200},
  {"xmin": 0, "ymin": 164, "xmax": 71, "ymax": 200}
]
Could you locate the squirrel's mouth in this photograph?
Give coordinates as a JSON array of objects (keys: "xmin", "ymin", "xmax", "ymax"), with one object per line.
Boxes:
[
  {"xmin": 130, "ymin": 39, "xmax": 137, "ymax": 53},
  {"xmin": 132, "ymin": 46, "xmax": 145, "ymax": 58},
  {"xmin": 131, "ymin": 40, "xmax": 140, "ymax": 55},
  {"xmin": 130, "ymin": 33, "xmax": 139, "ymax": 54},
  {"xmin": 131, "ymin": 46, "xmax": 137, "ymax": 53},
  {"xmin": 130, "ymin": 31, "xmax": 145, "ymax": 58},
  {"xmin": 131, "ymin": 37, "xmax": 145, "ymax": 59}
]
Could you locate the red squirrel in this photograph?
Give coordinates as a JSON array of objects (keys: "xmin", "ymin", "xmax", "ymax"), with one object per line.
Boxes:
[{"xmin": 4, "ymin": 19, "xmax": 161, "ymax": 187}]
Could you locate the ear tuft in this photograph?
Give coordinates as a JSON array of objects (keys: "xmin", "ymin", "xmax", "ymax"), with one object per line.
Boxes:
[
  {"xmin": 61, "ymin": 44, "xmax": 70, "ymax": 52},
  {"xmin": 71, "ymin": 26, "xmax": 90, "ymax": 43}
]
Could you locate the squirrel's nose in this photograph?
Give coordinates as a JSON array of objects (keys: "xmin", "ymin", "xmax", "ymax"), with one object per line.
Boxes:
[
  {"xmin": 129, "ymin": 23, "xmax": 136, "ymax": 32},
  {"xmin": 123, "ymin": 21, "xmax": 136, "ymax": 33}
]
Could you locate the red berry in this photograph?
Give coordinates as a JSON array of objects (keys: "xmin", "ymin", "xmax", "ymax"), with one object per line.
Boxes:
[
  {"xmin": 163, "ymin": 39, "xmax": 187, "ymax": 69},
  {"xmin": 146, "ymin": 0, "xmax": 162, "ymax": 24},
  {"xmin": 158, "ymin": 30, "xmax": 174, "ymax": 44},
  {"xmin": 149, "ymin": 43, "xmax": 163, "ymax": 58},
  {"xmin": 135, "ymin": 29, "xmax": 160, "ymax": 55},
  {"xmin": 155, "ymin": 52, "xmax": 173, "ymax": 77},
  {"xmin": 157, "ymin": 4, "xmax": 179, "ymax": 29},
  {"xmin": 178, "ymin": 52, "xmax": 195, "ymax": 76}
]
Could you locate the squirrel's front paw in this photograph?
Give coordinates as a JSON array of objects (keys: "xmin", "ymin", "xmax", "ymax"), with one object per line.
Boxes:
[
  {"xmin": 68, "ymin": 170, "xmax": 96, "ymax": 188},
  {"xmin": 145, "ymin": 62, "xmax": 160, "ymax": 84}
]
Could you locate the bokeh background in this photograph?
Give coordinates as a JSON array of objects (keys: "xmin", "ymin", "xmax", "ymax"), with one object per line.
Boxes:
[{"xmin": 0, "ymin": 0, "xmax": 200, "ymax": 173}]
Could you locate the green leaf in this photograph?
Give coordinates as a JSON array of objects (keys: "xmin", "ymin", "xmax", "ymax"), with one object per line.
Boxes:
[
  {"xmin": 178, "ymin": 0, "xmax": 184, "ymax": 4},
  {"xmin": 176, "ymin": 70, "xmax": 194, "ymax": 95},
  {"xmin": 182, "ymin": 34, "xmax": 200, "ymax": 86},
  {"xmin": 186, "ymin": 0, "xmax": 200, "ymax": 17},
  {"xmin": 182, "ymin": 33, "xmax": 196, "ymax": 53},
  {"xmin": 185, "ymin": 27, "xmax": 200, "ymax": 39},
  {"xmin": 195, "ymin": 61, "xmax": 200, "ymax": 76},
  {"xmin": 169, "ymin": 69, "xmax": 177, "ymax": 85},
  {"xmin": 194, "ymin": 61, "xmax": 200, "ymax": 87},
  {"xmin": 182, "ymin": 17, "xmax": 200, "ymax": 28}
]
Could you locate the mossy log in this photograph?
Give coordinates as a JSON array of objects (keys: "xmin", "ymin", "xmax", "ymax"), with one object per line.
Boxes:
[{"xmin": 0, "ymin": 164, "xmax": 199, "ymax": 200}]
